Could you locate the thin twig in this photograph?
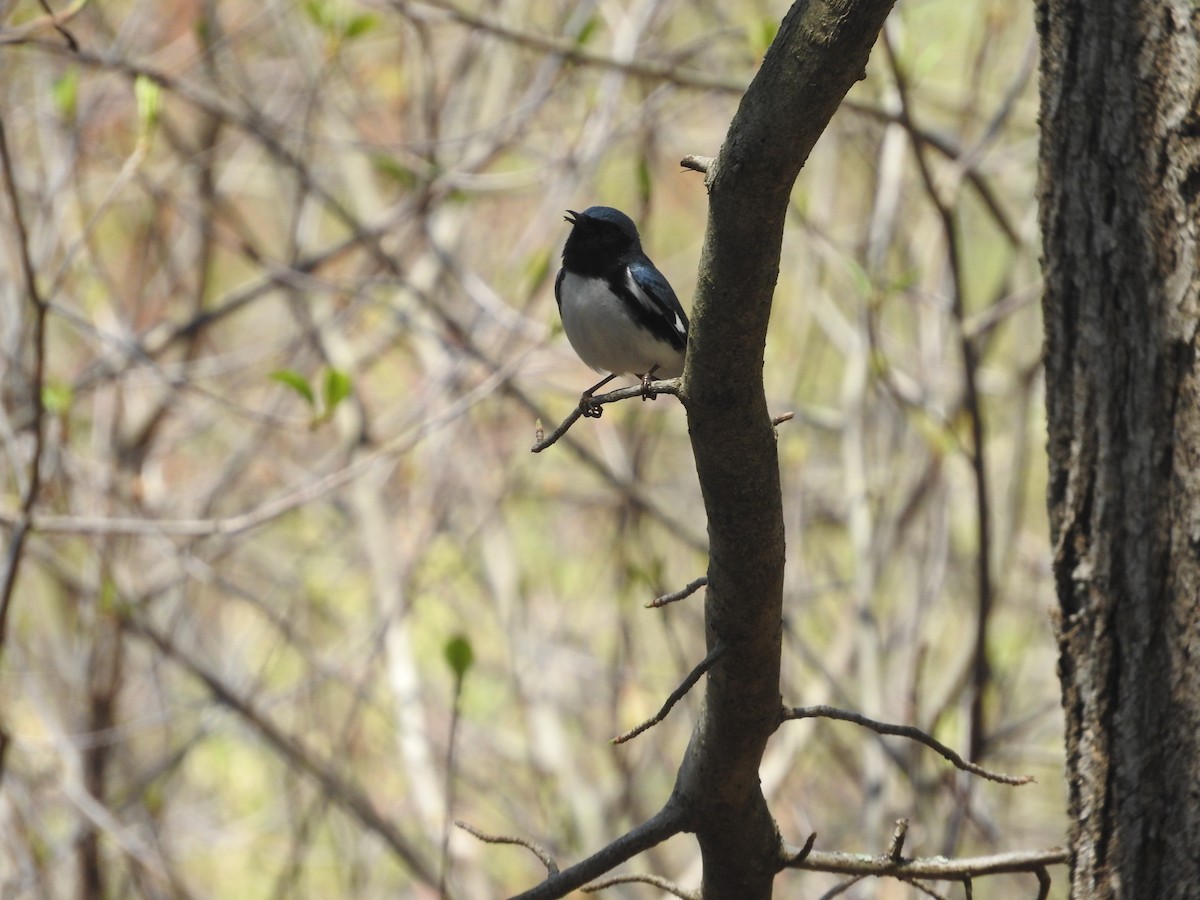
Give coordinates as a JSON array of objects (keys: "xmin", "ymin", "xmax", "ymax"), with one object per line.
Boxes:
[
  {"xmin": 886, "ymin": 818, "xmax": 909, "ymax": 861},
  {"xmin": 507, "ymin": 802, "xmax": 688, "ymax": 900},
  {"xmin": 647, "ymin": 576, "xmax": 707, "ymax": 608},
  {"xmin": 439, "ymin": 677, "xmax": 467, "ymax": 896},
  {"xmin": 680, "ymin": 155, "xmax": 714, "ymax": 174},
  {"xmin": 125, "ymin": 617, "xmax": 441, "ymax": 887},
  {"xmin": 795, "ymin": 846, "xmax": 1069, "ymax": 879},
  {"xmin": 613, "ymin": 642, "xmax": 726, "ymax": 744},
  {"xmin": 0, "ymin": 118, "xmax": 50, "ymax": 671},
  {"xmin": 882, "ymin": 29, "xmax": 994, "ymax": 764},
  {"xmin": 531, "ymin": 379, "xmax": 681, "ymax": 453},
  {"xmin": 1035, "ymin": 867, "xmax": 1052, "ymax": 900},
  {"xmin": 454, "ymin": 821, "xmax": 558, "ymax": 875},
  {"xmin": 404, "ymin": 0, "xmax": 739, "ymax": 93},
  {"xmin": 581, "ymin": 873, "xmax": 698, "ymax": 899},
  {"xmin": 35, "ymin": 0, "xmax": 80, "ymax": 50},
  {"xmin": 817, "ymin": 876, "xmax": 866, "ymax": 900},
  {"xmin": 908, "ymin": 879, "xmax": 951, "ymax": 900},
  {"xmin": 781, "ymin": 705, "xmax": 1033, "ymax": 785},
  {"xmin": 779, "ymin": 832, "xmax": 818, "ymax": 868}
]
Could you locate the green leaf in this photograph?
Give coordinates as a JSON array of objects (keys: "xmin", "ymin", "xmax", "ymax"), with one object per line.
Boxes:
[
  {"xmin": 371, "ymin": 154, "xmax": 420, "ymax": 189},
  {"xmin": 750, "ymin": 18, "xmax": 779, "ymax": 55},
  {"xmin": 636, "ymin": 155, "xmax": 652, "ymax": 206},
  {"xmin": 343, "ymin": 13, "xmax": 377, "ymax": 39},
  {"xmin": 322, "ymin": 368, "xmax": 352, "ymax": 412},
  {"xmin": 52, "ymin": 68, "xmax": 79, "ymax": 121},
  {"xmin": 444, "ymin": 634, "xmax": 475, "ymax": 680},
  {"xmin": 575, "ymin": 16, "xmax": 600, "ymax": 47},
  {"xmin": 270, "ymin": 369, "xmax": 316, "ymax": 407},
  {"xmin": 134, "ymin": 75, "xmax": 161, "ymax": 134},
  {"xmin": 302, "ymin": 0, "xmax": 330, "ymax": 29},
  {"xmin": 42, "ymin": 381, "xmax": 73, "ymax": 414},
  {"xmin": 524, "ymin": 246, "xmax": 553, "ymax": 287}
]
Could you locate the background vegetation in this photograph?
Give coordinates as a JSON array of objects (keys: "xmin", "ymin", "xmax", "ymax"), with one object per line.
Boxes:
[{"xmin": 1, "ymin": 0, "xmax": 1059, "ymax": 896}]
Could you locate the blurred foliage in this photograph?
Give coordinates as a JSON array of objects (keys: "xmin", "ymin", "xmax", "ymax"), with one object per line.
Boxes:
[{"xmin": 0, "ymin": 0, "xmax": 1060, "ymax": 897}]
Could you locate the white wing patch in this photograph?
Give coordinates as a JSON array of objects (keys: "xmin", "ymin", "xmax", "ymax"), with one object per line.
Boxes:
[{"xmin": 624, "ymin": 268, "xmax": 685, "ymax": 336}]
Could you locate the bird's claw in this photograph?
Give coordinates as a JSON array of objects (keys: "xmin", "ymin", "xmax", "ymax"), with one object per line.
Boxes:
[
  {"xmin": 580, "ymin": 396, "xmax": 604, "ymax": 418},
  {"xmin": 639, "ymin": 373, "xmax": 658, "ymax": 402}
]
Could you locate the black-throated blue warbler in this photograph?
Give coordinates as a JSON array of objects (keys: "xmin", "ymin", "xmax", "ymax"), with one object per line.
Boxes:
[{"xmin": 555, "ymin": 206, "xmax": 689, "ymax": 417}]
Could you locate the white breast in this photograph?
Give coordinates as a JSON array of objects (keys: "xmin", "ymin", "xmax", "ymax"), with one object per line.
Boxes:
[{"xmin": 558, "ymin": 272, "xmax": 685, "ymax": 378}]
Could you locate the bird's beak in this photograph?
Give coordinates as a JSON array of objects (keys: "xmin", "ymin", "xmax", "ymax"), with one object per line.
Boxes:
[{"xmin": 564, "ymin": 210, "xmax": 580, "ymax": 225}]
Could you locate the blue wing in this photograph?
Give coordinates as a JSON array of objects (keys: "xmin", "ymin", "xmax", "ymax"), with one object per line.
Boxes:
[{"xmin": 623, "ymin": 258, "xmax": 688, "ymax": 352}]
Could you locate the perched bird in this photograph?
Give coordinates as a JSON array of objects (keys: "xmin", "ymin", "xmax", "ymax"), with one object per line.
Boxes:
[{"xmin": 555, "ymin": 206, "xmax": 689, "ymax": 416}]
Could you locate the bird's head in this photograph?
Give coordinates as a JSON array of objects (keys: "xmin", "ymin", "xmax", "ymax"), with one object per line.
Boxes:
[{"xmin": 562, "ymin": 206, "xmax": 642, "ymax": 261}]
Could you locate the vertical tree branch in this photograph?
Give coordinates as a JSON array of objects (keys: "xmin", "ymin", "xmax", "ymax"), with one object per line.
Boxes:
[{"xmin": 675, "ymin": 2, "xmax": 897, "ymax": 897}]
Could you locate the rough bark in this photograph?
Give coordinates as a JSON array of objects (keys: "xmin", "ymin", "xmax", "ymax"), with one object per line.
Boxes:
[
  {"xmin": 675, "ymin": 2, "xmax": 896, "ymax": 897},
  {"xmin": 1036, "ymin": 1, "xmax": 1200, "ymax": 897}
]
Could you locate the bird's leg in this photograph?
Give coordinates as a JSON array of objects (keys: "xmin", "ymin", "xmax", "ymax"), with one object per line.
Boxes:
[
  {"xmin": 639, "ymin": 365, "xmax": 662, "ymax": 402},
  {"xmin": 580, "ymin": 373, "xmax": 618, "ymax": 418}
]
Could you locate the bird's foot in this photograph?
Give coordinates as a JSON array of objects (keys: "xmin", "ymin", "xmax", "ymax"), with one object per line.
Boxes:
[
  {"xmin": 580, "ymin": 394, "xmax": 604, "ymax": 418},
  {"xmin": 639, "ymin": 371, "xmax": 659, "ymax": 402}
]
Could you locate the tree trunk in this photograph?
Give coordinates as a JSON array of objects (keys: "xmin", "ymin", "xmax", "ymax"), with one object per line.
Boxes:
[{"xmin": 1036, "ymin": 1, "xmax": 1200, "ymax": 897}]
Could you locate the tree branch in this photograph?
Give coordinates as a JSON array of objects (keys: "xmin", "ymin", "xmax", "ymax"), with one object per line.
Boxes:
[
  {"xmin": 791, "ymin": 846, "xmax": 1068, "ymax": 880},
  {"xmin": 647, "ymin": 576, "xmax": 708, "ymax": 609},
  {"xmin": 531, "ymin": 379, "xmax": 681, "ymax": 453},
  {"xmin": 613, "ymin": 642, "xmax": 726, "ymax": 745},
  {"xmin": 581, "ymin": 873, "xmax": 698, "ymax": 899},
  {"xmin": 0, "ymin": 117, "xmax": 50, "ymax": 673},
  {"xmin": 454, "ymin": 821, "xmax": 559, "ymax": 875},
  {"xmin": 504, "ymin": 802, "xmax": 688, "ymax": 900},
  {"xmin": 781, "ymin": 705, "xmax": 1033, "ymax": 786}
]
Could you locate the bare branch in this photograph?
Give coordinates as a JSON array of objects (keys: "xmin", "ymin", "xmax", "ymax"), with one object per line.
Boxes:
[
  {"xmin": 125, "ymin": 617, "xmax": 440, "ymax": 888},
  {"xmin": 681, "ymin": 155, "xmax": 715, "ymax": 174},
  {"xmin": 779, "ymin": 832, "xmax": 818, "ymax": 868},
  {"xmin": 454, "ymin": 821, "xmax": 559, "ymax": 875},
  {"xmin": 0, "ymin": 117, "xmax": 50, "ymax": 670},
  {"xmin": 34, "ymin": 0, "xmax": 80, "ymax": 50},
  {"xmin": 886, "ymin": 818, "xmax": 909, "ymax": 862},
  {"xmin": 1035, "ymin": 866, "xmax": 1052, "ymax": 900},
  {"xmin": 880, "ymin": 27, "xmax": 995, "ymax": 765},
  {"xmin": 613, "ymin": 642, "xmax": 726, "ymax": 745},
  {"xmin": 781, "ymin": 705, "xmax": 1033, "ymax": 786},
  {"xmin": 793, "ymin": 846, "xmax": 1069, "ymax": 880},
  {"xmin": 581, "ymin": 873, "xmax": 698, "ymax": 899},
  {"xmin": 531, "ymin": 379, "xmax": 681, "ymax": 453},
  {"xmin": 647, "ymin": 577, "xmax": 708, "ymax": 609},
  {"xmin": 816, "ymin": 876, "xmax": 866, "ymax": 899},
  {"xmin": 401, "ymin": 0, "xmax": 741, "ymax": 93},
  {"xmin": 507, "ymin": 802, "xmax": 688, "ymax": 900}
]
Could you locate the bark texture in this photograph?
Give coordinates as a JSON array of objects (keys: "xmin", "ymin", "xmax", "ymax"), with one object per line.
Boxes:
[{"xmin": 1037, "ymin": 1, "xmax": 1200, "ymax": 897}]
